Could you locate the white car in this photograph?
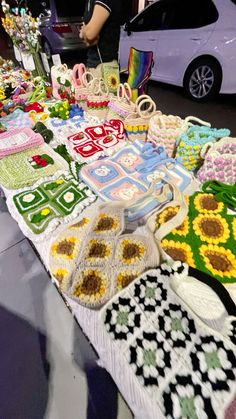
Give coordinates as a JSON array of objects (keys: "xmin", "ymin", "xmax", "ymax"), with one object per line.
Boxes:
[{"xmin": 119, "ymin": 0, "xmax": 236, "ymax": 101}]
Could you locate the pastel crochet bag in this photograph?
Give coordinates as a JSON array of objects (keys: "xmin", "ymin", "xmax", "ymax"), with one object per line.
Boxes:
[
  {"xmin": 197, "ymin": 137, "xmax": 236, "ymax": 185},
  {"xmin": 176, "ymin": 126, "xmax": 231, "ymax": 171},
  {"xmin": 106, "ymin": 83, "xmax": 136, "ymax": 121},
  {"xmin": 100, "ymin": 261, "xmax": 236, "ymax": 419},
  {"xmin": 51, "ymin": 64, "xmax": 73, "ymax": 99},
  {"xmin": 86, "ymin": 78, "xmax": 110, "ymax": 120},
  {"xmin": 148, "ymin": 115, "xmax": 210, "ymax": 158},
  {"xmin": 0, "ymin": 127, "xmax": 44, "ymax": 158},
  {"xmin": 49, "ymin": 181, "xmax": 187, "ymax": 308},
  {"xmin": 72, "ymin": 65, "xmax": 94, "ymax": 110},
  {"xmin": 125, "ymin": 95, "xmax": 161, "ymax": 142}
]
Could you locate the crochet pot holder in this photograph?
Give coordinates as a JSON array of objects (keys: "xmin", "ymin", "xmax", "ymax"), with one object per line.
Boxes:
[
  {"xmin": 175, "ymin": 126, "xmax": 230, "ymax": 172},
  {"xmin": 0, "ymin": 143, "xmax": 67, "ymax": 189},
  {"xmin": 157, "ymin": 190, "xmax": 236, "ymax": 284},
  {"xmin": 6, "ymin": 173, "xmax": 96, "ymax": 241},
  {"xmin": 0, "ymin": 127, "xmax": 44, "ymax": 158},
  {"xmin": 49, "ymin": 181, "xmax": 187, "ymax": 308},
  {"xmin": 100, "ymin": 262, "xmax": 236, "ymax": 419},
  {"xmin": 197, "ymin": 137, "xmax": 236, "ymax": 185},
  {"xmin": 80, "ymin": 140, "xmax": 193, "ymax": 221},
  {"xmin": 65, "ymin": 119, "xmax": 126, "ymax": 164}
]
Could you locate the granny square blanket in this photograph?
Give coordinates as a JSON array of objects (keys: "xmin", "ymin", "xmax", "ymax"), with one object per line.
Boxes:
[
  {"xmin": 80, "ymin": 141, "xmax": 193, "ymax": 220},
  {"xmin": 0, "ymin": 143, "xmax": 68, "ymax": 189},
  {"xmin": 0, "ymin": 108, "xmax": 33, "ymax": 130},
  {"xmin": 6, "ymin": 173, "xmax": 96, "ymax": 241},
  {"xmin": 0, "ymin": 127, "xmax": 44, "ymax": 158},
  {"xmin": 101, "ymin": 264, "xmax": 236, "ymax": 419},
  {"xmin": 65, "ymin": 119, "xmax": 126, "ymax": 163}
]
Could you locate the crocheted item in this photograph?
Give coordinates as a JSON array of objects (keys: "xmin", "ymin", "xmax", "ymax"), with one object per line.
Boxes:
[
  {"xmin": 0, "ymin": 144, "xmax": 67, "ymax": 189},
  {"xmin": 158, "ymin": 192, "xmax": 236, "ymax": 283},
  {"xmin": 101, "ymin": 263, "xmax": 236, "ymax": 419},
  {"xmin": 176, "ymin": 126, "xmax": 230, "ymax": 171},
  {"xmin": 197, "ymin": 137, "xmax": 236, "ymax": 185},
  {"xmin": 65, "ymin": 119, "xmax": 126, "ymax": 163},
  {"xmin": 202, "ymin": 181, "xmax": 236, "ymax": 210},
  {"xmin": 6, "ymin": 173, "xmax": 96, "ymax": 241},
  {"xmin": 0, "ymin": 127, "xmax": 44, "ymax": 158},
  {"xmin": 80, "ymin": 141, "xmax": 193, "ymax": 221},
  {"xmin": 0, "ymin": 108, "xmax": 33, "ymax": 129}
]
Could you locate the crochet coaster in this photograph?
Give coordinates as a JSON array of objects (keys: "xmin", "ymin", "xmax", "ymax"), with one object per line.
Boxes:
[
  {"xmin": 0, "ymin": 127, "xmax": 44, "ymax": 158},
  {"xmin": 0, "ymin": 108, "xmax": 33, "ymax": 130},
  {"xmin": 7, "ymin": 173, "xmax": 96, "ymax": 241},
  {"xmin": 100, "ymin": 264, "xmax": 236, "ymax": 419},
  {"xmin": 158, "ymin": 192, "xmax": 236, "ymax": 283},
  {"xmin": 0, "ymin": 144, "xmax": 67, "ymax": 189},
  {"xmin": 65, "ymin": 119, "xmax": 126, "ymax": 163}
]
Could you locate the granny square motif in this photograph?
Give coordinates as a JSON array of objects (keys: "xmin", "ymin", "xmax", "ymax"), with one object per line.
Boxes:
[
  {"xmin": 101, "ymin": 264, "xmax": 236, "ymax": 419},
  {"xmin": 0, "ymin": 109, "xmax": 33, "ymax": 130},
  {"xmin": 65, "ymin": 119, "xmax": 126, "ymax": 163},
  {"xmin": 0, "ymin": 127, "xmax": 44, "ymax": 158},
  {"xmin": 0, "ymin": 143, "xmax": 67, "ymax": 189},
  {"xmin": 7, "ymin": 173, "xmax": 96, "ymax": 241}
]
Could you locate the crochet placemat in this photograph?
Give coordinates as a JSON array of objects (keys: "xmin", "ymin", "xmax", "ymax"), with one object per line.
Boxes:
[
  {"xmin": 158, "ymin": 192, "xmax": 236, "ymax": 283},
  {"xmin": 6, "ymin": 173, "xmax": 96, "ymax": 241},
  {"xmin": 0, "ymin": 143, "xmax": 68, "ymax": 189},
  {"xmin": 0, "ymin": 127, "xmax": 44, "ymax": 158},
  {"xmin": 100, "ymin": 264, "xmax": 236, "ymax": 419}
]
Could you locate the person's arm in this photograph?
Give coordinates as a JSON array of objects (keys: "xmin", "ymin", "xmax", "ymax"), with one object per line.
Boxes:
[{"xmin": 80, "ymin": 3, "xmax": 110, "ymax": 44}]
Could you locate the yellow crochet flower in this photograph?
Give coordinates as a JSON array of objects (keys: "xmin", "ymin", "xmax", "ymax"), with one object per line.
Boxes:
[
  {"xmin": 0, "ymin": 88, "xmax": 6, "ymax": 100},
  {"xmin": 193, "ymin": 214, "xmax": 230, "ymax": 244},
  {"xmin": 194, "ymin": 194, "xmax": 224, "ymax": 214},
  {"xmin": 107, "ymin": 73, "xmax": 119, "ymax": 90},
  {"xmin": 116, "ymin": 270, "xmax": 140, "ymax": 290},
  {"xmin": 72, "ymin": 269, "xmax": 107, "ymax": 302},
  {"xmin": 233, "ymin": 218, "xmax": 236, "ymax": 241},
  {"xmin": 56, "ymin": 179, "xmax": 64, "ymax": 185},
  {"xmin": 93, "ymin": 213, "xmax": 119, "ymax": 234},
  {"xmin": 157, "ymin": 206, "xmax": 179, "ymax": 227},
  {"xmin": 161, "ymin": 240, "xmax": 195, "ymax": 267},
  {"xmin": 200, "ymin": 245, "xmax": 236, "ymax": 279},
  {"xmin": 53, "ymin": 268, "xmax": 69, "ymax": 283},
  {"xmin": 172, "ymin": 217, "xmax": 189, "ymax": 236},
  {"xmin": 41, "ymin": 208, "xmax": 50, "ymax": 216},
  {"xmin": 51, "ymin": 237, "xmax": 78, "ymax": 260},
  {"xmin": 119, "ymin": 239, "xmax": 145, "ymax": 265},
  {"xmin": 86, "ymin": 239, "xmax": 111, "ymax": 261}
]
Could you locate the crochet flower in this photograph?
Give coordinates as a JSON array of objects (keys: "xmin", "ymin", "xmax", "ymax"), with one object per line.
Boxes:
[
  {"xmin": 51, "ymin": 237, "xmax": 78, "ymax": 260},
  {"xmin": 93, "ymin": 213, "xmax": 119, "ymax": 234},
  {"xmin": 194, "ymin": 193, "xmax": 224, "ymax": 214},
  {"xmin": 161, "ymin": 240, "xmax": 195, "ymax": 267},
  {"xmin": 85, "ymin": 239, "xmax": 112, "ymax": 262},
  {"xmin": 52, "ymin": 268, "xmax": 69, "ymax": 289},
  {"xmin": 132, "ymin": 274, "xmax": 167, "ymax": 313},
  {"xmin": 117, "ymin": 239, "xmax": 146, "ymax": 265},
  {"xmin": 199, "ymin": 245, "xmax": 236, "ymax": 280},
  {"xmin": 41, "ymin": 208, "xmax": 50, "ymax": 216},
  {"xmin": 116, "ymin": 270, "xmax": 140, "ymax": 291},
  {"xmin": 71, "ymin": 269, "xmax": 108, "ymax": 307},
  {"xmin": 233, "ymin": 218, "xmax": 236, "ymax": 241},
  {"xmin": 56, "ymin": 179, "xmax": 64, "ymax": 185},
  {"xmin": 157, "ymin": 206, "xmax": 189, "ymax": 236},
  {"xmin": 107, "ymin": 73, "xmax": 119, "ymax": 90},
  {"xmin": 193, "ymin": 214, "xmax": 230, "ymax": 244}
]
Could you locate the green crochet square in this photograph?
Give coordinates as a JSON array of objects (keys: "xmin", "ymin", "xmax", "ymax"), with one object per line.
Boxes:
[{"xmin": 13, "ymin": 188, "xmax": 49, "ymax": 214}]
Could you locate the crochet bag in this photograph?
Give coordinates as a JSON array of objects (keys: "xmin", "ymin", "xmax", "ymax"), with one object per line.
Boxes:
[
  {"xmin": 72, "ymin": 65, "xmax": 94, "ymax": 109},
  {"xmin": 97, "ymin": 45, "xmax": 120, "ymax": 93},
  {"xmin": 106, "ymin": 83, "xmax": 135, "ymax": 121},
  {"xmin": 176, "ymin": 126, "xmax": 231, "ymax": 172},
  {"xmin": 49, "ymin": 181, "xmax": 187, "ymax": 308},
  {"xmin": 51, "ymin": 64, "xmax": 73, "ymax": 99},
  {"xmin": 197, "ymin": 137, "xmax": 236, "ymax": 185},
  {"xmin": 125, "ymin": 95, "xmax": 161, "ymax": 142},
  {"xmin": 101, "ymin": 261, "xmax": 236, "ymax": 419},
  {"xmin": 148, "ymin": 115, "xmax": 210, "ymax": 158},
  {"xmin": 86, "ymin": 78, "xmax": 110, "ymax": 120}
]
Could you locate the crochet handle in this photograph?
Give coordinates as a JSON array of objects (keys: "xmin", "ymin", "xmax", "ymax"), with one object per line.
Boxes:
[
  {"xmin": 117, "ymin": 83, "xmax": 132, "ymax": 103},
  {"xmin": 202, "ymin": 180, "xmax": 236, "ymax": 209},
  {"xmin": 81, "ymin": 71, "xmax": 94, "ymax": 88},
  {"xmin": 136, "ymin": 95, "xmax": 157, "ymax": 119},
  {"xmin": 72, "ymin": 63, "xmax": 86, "ymax": 86},
  {"xmin": 185, "ymin": 116, "xmax": 211, "ymax": 128},
  {"xmin": 200, "ymin": 141, "xmax": 214, "ymax": 158},
  {"xmin": 90, "ymin": 78, "xmax": 109, "ymax": 96}
]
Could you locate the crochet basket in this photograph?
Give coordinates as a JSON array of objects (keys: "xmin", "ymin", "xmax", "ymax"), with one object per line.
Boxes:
[
  {"xmin": 125, "ymin": 95, "xmax": 160, "ymax": 142},
  {"xmin": 51, "ymin": 64, "xmax": 73, "ymax": 100},
  {"xmin": 86, "ymin": 78, "xmax": 110, "ymax": 120},
  {"xmin": 197, "ymin": 137, "xmax": 236, "ymax": 185},
  {"xmin": 72, "ymin": 65, "xmax": 94, "ymax": 110},
  {"xmin": 176, "ymin": 126, "xmax": 231, "ymax": 172},
  {"xmin": 106, "ymin": 83, "xmax": 136, "ymax": 121},
  {"xmin": 148, "ymin": 115, "xmax": 210, "ymax": 158}
]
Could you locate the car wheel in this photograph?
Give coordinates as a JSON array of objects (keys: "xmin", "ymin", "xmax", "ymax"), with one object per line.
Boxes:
[
  {"xmin": 43, "ymin": 40, "xmax": 52, "ymax": 60},
  {"xmin": 184, "ymin": 58, "xmax": 222, "ymax": 101}
]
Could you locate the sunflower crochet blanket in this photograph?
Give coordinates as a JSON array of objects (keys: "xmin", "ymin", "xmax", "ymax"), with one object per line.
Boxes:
[
  {"xmin": 100, "ymin": 263, "xmax": 236, "ymax": 419},
  {"xmin": 158, "ymin": 192, "xmax": 236, "ymax": 283}
]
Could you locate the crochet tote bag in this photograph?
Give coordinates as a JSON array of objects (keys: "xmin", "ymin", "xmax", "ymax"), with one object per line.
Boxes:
[
  {"xmin": 51, "ymin": 64, "xmax": 73, "ymax": 100},
  {"xmin": 106, "ymin": 83, "xmax": 136, "ymax": 121}
]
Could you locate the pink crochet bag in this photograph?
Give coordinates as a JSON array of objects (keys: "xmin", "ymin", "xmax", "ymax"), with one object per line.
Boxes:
[
  {"xmin": 72, "ymin": 66, "xmax": 94, "ymax": 110},
  {"xmin": 106, "ymin": 83, "xmax": 135, "ymax": 121}
]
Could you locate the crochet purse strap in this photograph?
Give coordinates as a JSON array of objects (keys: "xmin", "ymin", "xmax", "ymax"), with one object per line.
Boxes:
[{"xmin": 202, "ymin": 180, "xmax": 236, "ymax": 209}]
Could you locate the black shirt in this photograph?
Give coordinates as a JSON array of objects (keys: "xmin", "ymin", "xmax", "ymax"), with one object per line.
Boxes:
[{"xmin": 84, "ymin": 0, "xmax": 123, "ymax": 67}]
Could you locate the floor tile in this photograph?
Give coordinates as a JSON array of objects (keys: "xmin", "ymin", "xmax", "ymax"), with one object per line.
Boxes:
[{"xmin": 0, "ymin": 197, "xmax": 24, "ymax": 253}]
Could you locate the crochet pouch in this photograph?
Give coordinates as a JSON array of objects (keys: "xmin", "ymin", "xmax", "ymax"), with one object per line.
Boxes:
[
  {"xmin": 100, "ymin": 261, "xmax": 236, "ymax": 419},
  {"xmin": 176, "ymin": 126, "xmax": 231, "ymax": 172},
  {"xmin": 106, "ymin": 83, "xmax": 136, "ymax": 121},
  {"xmin": 148, "ymin": 115, "xmax": 210, "ymax": 158},
  {"xmin": 72, "ymin": 66, "xmax": 94, "ymax": 110},
  {"xmin": 49, "ymin": 180, "xmax": 187, "ymax": 308},
  {"xmin": 51, "ymin": 64, "xmax": 73, "ymax": 99},
  {"xmin": 125, "ymin": 95, "xmax": 161, "ymax": 142},
  {"xmin": 197, "ymin": 137, "xmax": 236, "ymax": 185},
  {"xmin": 86, "ymin": 78, "xmax": 110, "ymax": 120}
]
